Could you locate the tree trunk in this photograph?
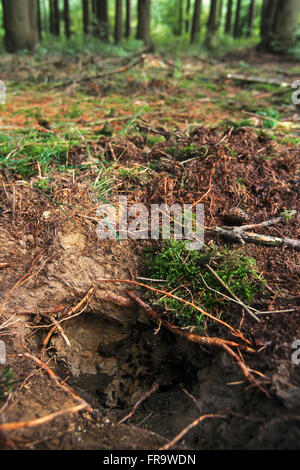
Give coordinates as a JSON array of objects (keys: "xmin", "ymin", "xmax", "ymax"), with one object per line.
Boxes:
[
  {"xmin": 205, "ymin": 0, "xmax": 218, "ymax": 46},
  {"xmin": 185, "ymin": 0, "xmax": 191, "ymax": 32},
  {"xmin": 92, "ymin": 0, "xmax": 96, "ymax": 16},
  {"xmin": 174, "ymin": 0, "xmax": 184, "ymax": 36},
  {"xmin": 50, "ymin": 0, "xmax": 60, "ymax": 36},
  {"xmin": 96, "ymin": 0, "xmax": 109, "ymax": 41},
  {"xmin": 258, "ymin": 0, "xmax": 279, "ymax": 50},
  {"xmin": 114, "ymin": 0, "xmax": 123, "ymax": 44},
  {"xmin": 225, "ymin": 0, "xmax": 233, "ymax": 34},
  {"xmin": 218, "ymin": 0, "xmax": 223, "ymax": 19},
  {"xmin": 64, "ymin": 0, "xmax": 71, "ymax": 38},
  {"xmin": 246, "ymin": 0, "xmax": 255, "ymax": 37},
  {"xmin": 136, "ymin": 0, "xmax": 152, "ymax": 47},
  {"xmin": 270, "ymin": 0, "xmax": 300, "ymax": 53},
  {"xmin": 190, "ymin": 0, "xmax": 202, "ymax": 43},
  {"xmin": 125, "ymin": 0, "xmax": 131, "ymax": 38},
  {"xmin": 2, "ymin": 0, "xmax": 39, "ymax": 51},
  {"xmin": 233, "ymin": 0, "xmax": 242, "ymax": 38},
  {"xmin": 37, "ymin": 0, "xmax": 42, "ymax": 39},
  {"xmin": 82, "ymin": 0, "xmax": 89, "ymax": 34},
  {"xmin": 49, "ymin": 0, "xmax": 54, "ymax": 34}
]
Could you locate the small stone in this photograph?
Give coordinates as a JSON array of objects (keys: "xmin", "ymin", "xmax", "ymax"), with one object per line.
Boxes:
[{"xmin": 42, "ymin": 210, "xmax": 51, "ymax": 220}]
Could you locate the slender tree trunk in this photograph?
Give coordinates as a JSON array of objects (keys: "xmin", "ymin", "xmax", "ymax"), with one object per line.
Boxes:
[
  {"xmin": 37, "ymin": 0, "xmax": 42, "ymax": 39},
  {"xmin": 218, "ymin": 0, "xmax": 223, "ymax": 19},
  {"xmin": 233, "ymin": 0, "xmax": 242, "ymax": 38},
  {"xmin": 52, "ymin": 0, "xmax": 60, "ymax": 36},
  {"xmin": 82, "ymin": 0, "xmax": 89, "ymax": 34},
  {"xmin": 185, "ymin": 0, "xmax": 191, "ymax": 32},
  {"xmin": 49, "ymin": 0, "xmax": 54, "ymax": 34},
  {"xmin": 2, "ymin": 0, "xmax": 40, "ymax": 51},
  {"xmin": 64, "ymin": 0, "xmax": 71, "ymax": 38},
  {"xmin": 205, "ymin": 0, "xmax": 218, "ymax": 46},
  {"xmin": 114, "ymin": 0, "xmax": 123, "ymax": 43},
  {"xmin": 190, "ymin": 0, "xmax": 202, "ymax": 43},
  {"xmin": 225, "ymin": 0, "xmax": 233, "ymax": 34},
  {"xmin": 136, "ymin": 0, "xmax": 152, "ymax": 47},
  {"xmin": 176, "ymin": 0, "xmax": 184, "ymax": 36},
  {"xmin": 125, "ymin": 0, "xmax": 131, "ymax": 38},
  {"xmin": 246, "ymin": 0, "xmax": 255, "ymax": 36},
  {"xmin": 96, "ymin": 0, "xmax": 109, "ymax": 41}
]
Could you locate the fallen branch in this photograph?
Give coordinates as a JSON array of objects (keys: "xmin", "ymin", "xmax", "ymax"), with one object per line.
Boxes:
[
  {"xmin": 0, "ymin": 263, "xmax": 9, "ymax": 269},
  {"xmin": 226, "ymin": 73, "xmax": 291, "ymax": 88},
  {"xmin": 207, "ymin": 211, "xmax": 299, "ymax": 251},
  {"xmin": 160, "ymin": 414, "xmax": 226, "ymax": 450},
  {"xmin": 61, "ymin": 54, "xmax": 146, "ymax": 87}
]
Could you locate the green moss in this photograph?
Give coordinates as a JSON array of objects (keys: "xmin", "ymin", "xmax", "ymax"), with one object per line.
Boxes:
[{"xmin": 145, "ymin": 241, "xmax": 265, "ymax": 329}]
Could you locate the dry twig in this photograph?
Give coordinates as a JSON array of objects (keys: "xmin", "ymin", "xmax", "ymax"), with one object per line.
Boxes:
[
  {"xmin": 160, "ymin": 414, "xmax": 226, "ymax": 450},
  {"xmin": 207, "ymin": 211, "xmax": 299, "ymax": 250},
  {"xmin": 118, "ymin": 382, "xmax": 159, "ymax": 425},
  {"xmin": 0, "ymin": 404, "xmax": 87, "ymax": 432},
  {"xmin": 205, "ymin": 264, "xmax": 260, "ymax": 322}
]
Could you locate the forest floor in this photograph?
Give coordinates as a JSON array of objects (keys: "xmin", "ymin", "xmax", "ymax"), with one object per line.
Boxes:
[{"xmin": 0, "ymin": 46, "xmax": 299, "ymax": 450}]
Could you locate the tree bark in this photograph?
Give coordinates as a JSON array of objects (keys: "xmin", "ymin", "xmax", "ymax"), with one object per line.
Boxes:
[
  {"xmin": 64, "ymin": 0, "xmax": 71, "ymax": 38},
  {"xmin": 185, "ymin": 0, "xmax": 191, "ymax": 32},
  {"xmin": 2, "ymin": 0, "xmax": 40, "ymax": 51},
  {"xmin": 224, "ymin": 0, "xmax": 233, "ymax": 34},
  {"xmin": 136, "ymin": 0, "xmax": 152, "ymax": 47},
  {"xmin": 114, "ymin": 0, "xmax": 123, "ymax": 44},
  {"xmin": 246, "ymin": 0, "xmax": 255, "ymax": 36},
  {"xmin": 82, "ymin": 0, "xmax": 89, "ymax": 34},
  {"xmin": 218, "ymin": 0, "xmax": 223, "ymax": 19},
  {"xmin": 96, "ymin": 0, "xmax": 109, "ymax": 41},
  {"xmin": 205, "ymin": 0, "xmax": 218, "ymax": 46},
  {"xmin": 49, "ymin": 0, "xmax": 60, "ymax": 36},
  {"xmin": 174, "ymin": 0, "xmax": 184, "ymax": 36},
  {"xmin": 125, "ymin": 0, "xmax": 131, "ymax": 38},
  {"xmin": 233, "ymin": 0, "xmax": 242, "ymax": 38},
  {"xmin": 49, "ymin": 0, "xmax": 54, "ymax": 34},
  {"xmin": 270, "ymin": 0, "xmax": 300, "ymax": 53},
  {"xmin": 37, "ymin": 0, "xmax": 42, "ymax": 39},
  {"xmin": 190, "ymin": 0, "xmax": 202, "ymax": 43}
]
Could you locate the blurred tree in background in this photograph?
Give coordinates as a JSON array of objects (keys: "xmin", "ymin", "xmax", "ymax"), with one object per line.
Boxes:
[{"xmin": 0, "ymin": 0, "xmax": 299, "ymax": 56}]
